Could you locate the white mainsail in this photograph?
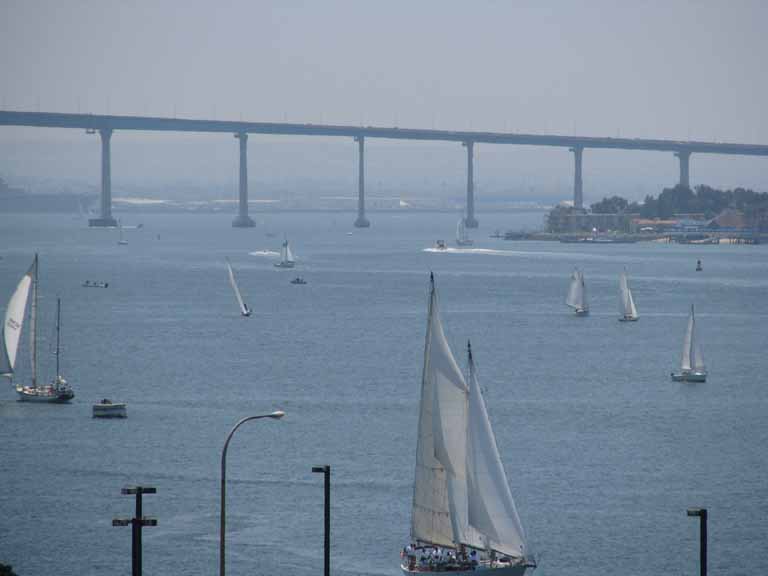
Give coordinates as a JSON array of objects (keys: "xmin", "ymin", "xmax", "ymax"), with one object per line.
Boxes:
[
  {"xmin": 566, "ymin": 269, "xmax": 588, "ymax": 311},
  {"xmin": 412, "ymin": 275, "xmax": 468, "ymax": 548},
  {"xmin": 681, "ymin": 305, "xmax": 705, "ymax": 372},
  {"xmin": 467, "ymin": 346, "xmax": 527, "ymax": 558},
  {"xmin": 411, "ymin": 275, "xmax": 527, "ymax": 558},
  {"xmin": 285, "ymin": 242, "xmax": 295, "ymax": 264},
  {"xmin": 275, "ymin": 239, "xmax": 296, "ymax": 267},
  {"xmin": 619, "ymin": 271, "xmax": 638, "ymax": 319},
  {"xmin": 0, "ymin": 256, "xmax": 35, "ymax": 377},
  {"xmin": 226, "ymin": 259, "xmax": 250, "ymax": 316}
]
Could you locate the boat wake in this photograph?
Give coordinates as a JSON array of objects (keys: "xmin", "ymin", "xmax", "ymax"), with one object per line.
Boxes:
[
  {"xmin": 249, "ymin": 250, "xmax": 280, "ymax": 257},
  {"xmin": 423, "ymin": 247, "xmax": 525, "ymax": 256}
]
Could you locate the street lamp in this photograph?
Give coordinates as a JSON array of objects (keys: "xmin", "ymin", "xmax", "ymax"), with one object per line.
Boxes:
[
  {"xmin": 687, "ymin": 508, "xmax": 707, "ymax": 576},
  {"xmin": 312, "ymin": 465, "xmax": 331, "ymax": 576},
  {"xmin": 219, "ymin": 411, "xmax": 285, "ymax": 576}
]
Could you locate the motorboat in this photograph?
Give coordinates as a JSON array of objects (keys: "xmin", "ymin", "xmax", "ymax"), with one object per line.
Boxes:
[{"xmin": 93, "ymin": 399, "xmax": 127, "ymax": 418}]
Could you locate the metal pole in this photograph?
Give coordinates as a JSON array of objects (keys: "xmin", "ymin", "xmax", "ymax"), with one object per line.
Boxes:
[
  {"xmin": 220, "ymin": 411, "xmax": 285, "ymax": 576},
  {"xmin": 114, "ymin": 486, "xmax": 156, "ymax": 576},
  {"xmin": 312, "ymin": 465, "xmax": 330, "ymax": 576},
  {"xmin": 687, "ymin": 508, "xmax": 707, "ymax": 576},
  {"xmin": 700, "ymin": 509, "xmax": 707, "ymax": 576},
  {"xmin": 136, "ymin": 490, "xmax": 143, "ymax": 576},
  {"xmin": 324, "ymin": 467, "xmax": 330, "ymax": 576}
]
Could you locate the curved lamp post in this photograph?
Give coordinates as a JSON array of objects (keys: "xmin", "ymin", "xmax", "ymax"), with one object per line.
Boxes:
[{"xmin": 220, "ymin": 411, "xmax": 285, "ymax": 576}]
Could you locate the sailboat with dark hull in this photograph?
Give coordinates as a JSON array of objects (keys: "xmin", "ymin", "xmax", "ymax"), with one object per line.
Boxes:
[
  {"xmin": 1, "ymin": 255, "xmax": 74, "ymax": 402},
  {"xmin": 401, "ymin": 274, "xmax": 533, "ymax": 576}
]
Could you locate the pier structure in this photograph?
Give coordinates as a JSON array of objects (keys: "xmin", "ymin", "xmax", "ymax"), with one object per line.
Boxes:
[
  {"xmin": 87, "ymin": 127, "xmax": 117, "ymax": 227},
  {"xmin": 354, "ymin": 135, "xmax": 369, "ymax": 228},
  {"xmin": 232, "ymin": 132, "xmax": 254, "ymax": 227},
  {"xmin": 2, "ymin": 110, "xmax": 768, "ymax": 227},
  {"xmin": 571, "ymin": 146, "xmax": 584, "ymax": 209},
  {"xmin": 676, "ymin": 150, "xmax": 692, "ymax": 189},
  {"xmin": 462, "ymin": 141, "xmax": 478, "ymax": 228}
]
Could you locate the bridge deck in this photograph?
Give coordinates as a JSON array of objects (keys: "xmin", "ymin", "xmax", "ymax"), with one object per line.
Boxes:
[{"xmin": 2, "ymin": 110, "xmax": 768, "ymax": 156}]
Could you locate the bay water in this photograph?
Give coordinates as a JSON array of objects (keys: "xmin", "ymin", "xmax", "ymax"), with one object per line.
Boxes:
[{"xmin": 1, "ymin": 211, "xmax": 766, "ymax": 576}]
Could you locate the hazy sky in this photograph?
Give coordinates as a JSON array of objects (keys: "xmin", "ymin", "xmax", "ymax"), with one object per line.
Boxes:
[{"xmin": 2, "ymin": 0, "xmax": 767, "ymax": 200}]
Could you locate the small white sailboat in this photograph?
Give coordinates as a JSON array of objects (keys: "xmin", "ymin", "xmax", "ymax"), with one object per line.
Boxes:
[
  {"xmin": 456, "ymin": 217, "xmax": 474, "ymax": 247},
  {"xmin": 618, "ymin": 269, "xmax": 639, "ymax": 322},
  {"xmin": 1, "ymin": 255, "xmax": 74, "ymax": 402},
  {"xmin": 226, "ymin": 258, "xmax": 251, "ymax": 317},
  {"xmin": 274, "ymin": 238, "xmax": 296, "ymax": 268},
  {"xmin": 401, "ymin": 273, "xmax": 533, "ymax": 576},
  {"xmin": 671, "ymin": 304, "xmax": 707, "ymax": 382},
  {"xmin": 566, "ymin": 269, "xmax": 589, "ymax": 316}
]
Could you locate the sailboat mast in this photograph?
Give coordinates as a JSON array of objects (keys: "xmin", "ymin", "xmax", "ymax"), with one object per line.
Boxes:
[
  {"xmin": 411, "ymin": 272, "xmax": 436, "ymax": 543},
  {"xmin": 55, "ymin": 297, "xmax": 61, "ymax": 377},
  {"xmin": 30, "ymin": 254, "xmax": 38, "ymax": 387},
  {"xmin": 689, "ymin": 304, "xmax": 696, "ymax": 365}
]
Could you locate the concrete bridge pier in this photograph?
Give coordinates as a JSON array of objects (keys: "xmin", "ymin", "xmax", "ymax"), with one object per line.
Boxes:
[
  {"xmin": 570, "ymin": 146, "xmax": 584, "ymax": 209},
  {"xmin": 232, "ymin": 132, "xmax": 255, "ymax": 228},
  {"xmin": 462, "ymin": 141, "xmax": 478, "ymax": 228},
  {"xmin": 675, "ymin": 150, "xmax": 691, "ymax": 188},
  {"xmin": 354, "ymin": 135, "xmax": 370, "ymax": 227},
  {"xmin": 88, "ymin": 128, "xmax": 118, "ymax": 227}
]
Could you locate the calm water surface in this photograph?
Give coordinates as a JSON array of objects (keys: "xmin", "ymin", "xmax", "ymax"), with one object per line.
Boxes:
[{"xmin": 0, "ymin": 211, "xmax": 766, "ymax": 576}]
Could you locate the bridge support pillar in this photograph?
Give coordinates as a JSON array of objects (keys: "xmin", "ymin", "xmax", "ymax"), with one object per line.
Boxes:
[
  {"xmin": 89, "ymin": 128, "xmax": 118, "ymax": 227},
  {"xmin": 462, "ymin": 141, "xmax": 478, "ymax": 228},
  {"xmin": 675, "ymin": 150, "xmax": 691, "ymax": 188},
  {"xmin": 570, "ymin": 146, "xmax": 584, "ymax": 209},
  {"xmin": 232, "ymin": 132, "xmax": 255, "ymax": 228},
  {"xmin": 354, "ymin": 135, "xmax": 370, "ymax": 227}
]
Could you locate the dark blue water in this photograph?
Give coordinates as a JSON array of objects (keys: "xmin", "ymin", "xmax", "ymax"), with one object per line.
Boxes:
[{"xmin": 1, "ymin": 211, "xmax": 766, "ymax": 576}]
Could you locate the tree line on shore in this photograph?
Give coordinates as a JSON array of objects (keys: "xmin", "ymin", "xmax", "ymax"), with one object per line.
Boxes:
[{"xmin": 590, "ymin": 184, "xmax": 768, "ymax": 220}]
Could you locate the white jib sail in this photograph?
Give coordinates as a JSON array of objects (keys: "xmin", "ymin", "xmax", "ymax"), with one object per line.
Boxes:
[
  {"xmin": 285, "ymin": 242, "xmax": 295, "ymax": 263},
  {"xmin": 0, "ymin": 258, "xmax": 34, "ymax": 376},
  {"xmin": 690, "ymin": 306, "xmax": 705, "ymax": 372},
  {"xmin": 620, "ymin": 271, "xmax": 638, "ymax": 318},
  {"xmin": 467, "ymin": 350, "xmax": 527, "ymax": 558},
  {"xmin": 681, "ymin": 306, "xmax": 695, "ymax": 371},
  {"xmin": 226, "ymin": 260, "xmax": 249, "ymax": 315},
  {"xmin": 412, "ymin": 278, "xmax": 482, "ymax": 550},
  {"xmin": 566, "ymin": 270, "xmax": 585, "ymax": 310}
]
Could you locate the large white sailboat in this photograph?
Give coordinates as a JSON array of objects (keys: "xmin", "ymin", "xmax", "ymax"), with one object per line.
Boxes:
[
  {"xmin": 1, "ymin": 255, "xmax": 74, "ymax": 402},
  {"xmin": 566, "ymin": 269, "xmax": 589, "ymax": 316},
  {"xmin": 618, "ymin": 270, "xmax": 639, "ymax": 322},
  {"xmin": 671, "ymin": 304, "xmax": 707, "ymax": 382},
  {"xmin": 401, "ymin": 274, "xmax": 533, "ymax": 576},
  {"xmin": 226, "ymin": 258, "xmax": 251, "ymax": 317},
  {"xmin": 274, "ymin": 238, "xmax": 296, "ymax": 268},
  {"xmin": 456, "ymin": 218, "xmax": 474, "ymax": 247}
]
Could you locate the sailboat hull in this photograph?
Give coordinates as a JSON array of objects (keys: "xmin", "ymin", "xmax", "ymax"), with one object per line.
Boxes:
[
  {"xmin": 671, "ymin": 372, "xmax": 707, "ymax": 383},
  {"xmin": 273, "ymin": 262, "xmax": 295, "ymax": 268},
  {"xmin": 16, "ymin": 385, "xmax": 74, "ymax": 403},
  {"xmin": 574, "ymin": 308, "xmax": 589, "ymax": 316},
  {"xmin": 619, "ymin": 316, "xmax": 638, "ymax": 322},
  {"xmin": 401, "ymin": 562, "xmax": 529, "ymax": 576}
]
